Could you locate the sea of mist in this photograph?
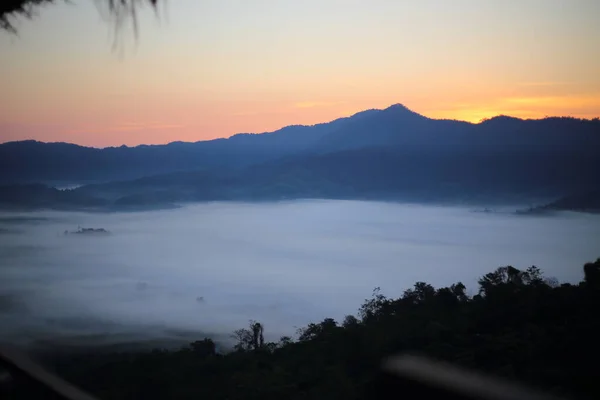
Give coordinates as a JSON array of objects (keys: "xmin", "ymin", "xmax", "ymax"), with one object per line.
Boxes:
[{"xmin": 1, "ymin": 200, "xmax": 599, "ymax": 351}]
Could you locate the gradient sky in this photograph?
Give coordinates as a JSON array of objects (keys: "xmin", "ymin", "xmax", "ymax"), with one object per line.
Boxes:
[{"xmin": 1, "ymin": 0, "xmax": 599, "ymax": 147}]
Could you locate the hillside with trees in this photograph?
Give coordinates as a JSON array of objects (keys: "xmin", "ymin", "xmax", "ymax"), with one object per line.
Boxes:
[{"xmin": 9, "ymin": 258, "xmax": 599, "ymax": 400}]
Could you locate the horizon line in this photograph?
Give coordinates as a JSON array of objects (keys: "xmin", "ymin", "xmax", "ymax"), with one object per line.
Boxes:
[{"xmin": 1, "ymin": 103, "xmax": 598, "ymax": 149}]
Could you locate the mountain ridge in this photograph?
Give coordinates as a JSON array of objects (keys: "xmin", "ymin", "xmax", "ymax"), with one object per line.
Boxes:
[
  {"xmin": 3, "ymin": 103, "xmax": 598, "ymax": 149},
  {"xmin": 1, "ymin": 103, "xmax": 599, "ymax": 210}
]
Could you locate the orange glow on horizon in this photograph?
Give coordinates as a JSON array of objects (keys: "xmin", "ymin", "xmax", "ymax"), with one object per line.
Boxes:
[
  {"xmin": 1, "ymin": 0, "xmax": 599, "ymax": 147},
  {"xmin": 1, "ymin": 95, "xmax": 599, "ymax": 148},
  {"xmin": 426, "ymin": 95, "xmax": 600, "ymax": 123}
]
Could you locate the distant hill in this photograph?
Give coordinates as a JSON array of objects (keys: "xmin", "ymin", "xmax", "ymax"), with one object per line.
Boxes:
[
  {"xmin": 0, "ymin": 110, "xmax": 377, "ymax": 183},
  {"xmin": 1, "ymin": 104, "xmax": 599, "ymax": 209},
  {"xmin": 65, "ymin": 144, "xmax": 597, "ymax": 209},
  {"xmin": 1, "ymin": 104, "xmax": 598, "ymax": 184},
  {"xmin": 0, "ymin": 184, "xmax": 109, "ymax": 211},
  {"xmin": 517, "ymin": 191, "xmax": 600, "ymax": 215}
]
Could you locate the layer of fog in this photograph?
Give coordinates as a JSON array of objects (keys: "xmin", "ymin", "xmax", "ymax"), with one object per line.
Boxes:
[{"xmin": 1, "ymin": 201, "xmax": 599, "ymax": 351}]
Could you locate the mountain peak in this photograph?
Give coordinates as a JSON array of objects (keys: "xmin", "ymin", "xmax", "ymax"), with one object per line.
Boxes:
[
  {"xmin": 483, "ymin": 115, "xmax": 523, "ymax": 123},
  {"xmin": 384, "ymin": 103, "xmax": 424, "ymax": 116},
  {"xmin": 386, "ymin": 103, "xmax": 411, "ymax": 111},
  {"xmin": 382, "ymin": 103, "xmax": 427, "ymax": 120}
]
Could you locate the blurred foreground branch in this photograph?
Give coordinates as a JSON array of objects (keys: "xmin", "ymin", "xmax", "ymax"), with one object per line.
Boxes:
[
  {"xmin": 0, "ymin": 346, "xmax": 565, "ymax": 400},
  {"xmin": 0, "ymin": 0, "xmax": 160, "ymax": 34}
]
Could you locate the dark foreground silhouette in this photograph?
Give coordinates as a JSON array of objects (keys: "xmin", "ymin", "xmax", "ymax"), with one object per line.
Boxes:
[{"xmin": 3, "ymin": 258, "xmax": 600, "ymax": 400}]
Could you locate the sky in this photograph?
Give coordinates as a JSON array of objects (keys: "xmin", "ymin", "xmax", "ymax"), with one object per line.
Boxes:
[{"xmin": 1, "ymin": 0, "xmax": 599, "ymax": 148}]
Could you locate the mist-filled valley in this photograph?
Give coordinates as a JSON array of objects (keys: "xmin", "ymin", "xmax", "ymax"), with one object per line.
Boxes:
[
  {"xmin": 4, "ymin": 0, "xmax": 600, "ymax": 398},
  {"xmin": 1, "ymin": 200, "xmax": 598, "ymax": 352}
]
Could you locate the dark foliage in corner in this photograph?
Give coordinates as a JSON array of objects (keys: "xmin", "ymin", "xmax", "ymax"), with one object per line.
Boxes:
[
  {"xmin": 0, "ymin": 0, "xmax": 159, "ymax": 33},
  {"xmin": 1, "ymin": 0, "xmax": 53, "ymax": 32}
]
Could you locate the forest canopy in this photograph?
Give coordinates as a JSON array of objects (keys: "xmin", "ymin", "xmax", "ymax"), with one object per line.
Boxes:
[{"xmin": 16, "ymin": 258, "xmax": 600, "ymax": 400}]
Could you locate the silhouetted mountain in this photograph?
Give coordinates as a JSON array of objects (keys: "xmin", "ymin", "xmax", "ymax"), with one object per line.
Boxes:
[
  {"xmin": 315, "ymin": 104, "xmax": 471, "ymax": 151},
  {"xmin": 0, "ymin": 139, "xmax": 246, "ymax": 184},
  {"xmin": 2, "ymin": 104, "xmax": 598, "ymax": 185},
  {"xmin": 0, "ymin": 110, "xmax": 375, "ymax": 183},
  {"xmin": 1, "ymin": 104, "xmax": 599, "ymax": 209},
  {"xmin": 238, "ymin": 145, "xmax": 599, "ymax": 203},
  {"xmin": 318, "ymin": 105, "xmax": 599, "ymax": 151},
  {"xmin": 59, "ymin": 144, "xmax": 597, "ymax": 210}
]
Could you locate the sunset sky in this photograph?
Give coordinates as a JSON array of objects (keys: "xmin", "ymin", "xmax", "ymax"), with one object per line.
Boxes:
[{"xmin": 1, "ymin": 0, "xmax": 599, "ymax": 147}]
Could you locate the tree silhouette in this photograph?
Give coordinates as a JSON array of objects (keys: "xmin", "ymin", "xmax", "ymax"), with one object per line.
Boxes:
[
  {"xmin": 232, "ymin": 320, "xmax": 265, "ymax": 351},
  {"xmin": 189, "ymin": 338, "xmax": 217, "ymax": 358},
  {"xmin": 584, "ymin": 258, "xmax": 600, "ymax": 289},
  {"xmin": 250, "ymin": 321, "xmax": 265, "ymax": 350}
]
